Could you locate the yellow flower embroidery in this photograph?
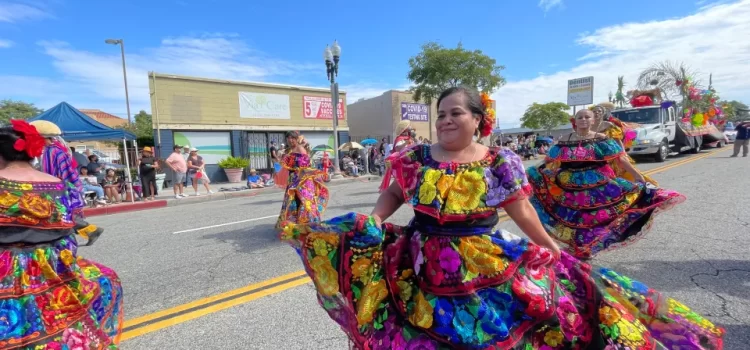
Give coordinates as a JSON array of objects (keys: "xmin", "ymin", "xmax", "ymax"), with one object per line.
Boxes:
[
  {"xmin": 618, "ymin": 318, "xmax": 645, "ymax": 344},
  {"xmin": 35, "ymin": 249, "xmax": 56, "ymax": 279},
  {"xmin": 312, "ymin": 239, "xmax": 329, "ymax": 257},
  {"xmin": 599, "ymin": 305, "xmax": 621, "ymax": 326},
  {"xmin": 20, "ymin": 183, "xmax": 33, "ymax": 191},
  {"xmin": 59, "ymin": 249, "xmax": 74, "ymax": 266},
  {"xmin": 351, "ymin": 257, "xmax": 373, "ymax": 281},
  {"xmin": 0, "ymin": 192, "xmax": 20, "ymax": 208},
  {"xmin": 418, "ymin": 169, "xmax": 442, "ymax": 205},
  {"xmin": 396, "ymin": 280, "xmax": 413, "ymax": 303},
  {"xmin": 436, "ymin": 174, "xmax": 454, "ymax": 200},
  {"xmin": 544, "ymin": 330, "xmax": 564, "ymax": 347},
  {"xmin": 445, "ymin": 170, "xmax": 485, "ymax": 212},
  {"xmin": 21, "ymin": 271, "xmax": 30, "ymax": 286},
  {"xmin": 558, "ymin": 171, "xmax": 572, "ymax": 185},
  {"xmin": 310, "ymin": 256, "xmax": 339, "ymax": 297},
  {"xmin": 555, "ymin": 225, "xmax": 575, "ymax": 243},
  {"xmin": 457, "ymin": 236, "xmax": 506, "ymax": 276},
  {"xmin": 408, "ymin": 291, "xmax": 434, "ymax": 329},
  {"xmin": 308, "ymin": 233, "xmax": 339, "ymax": 246},
  {"xmin": 356, "ymin": 279, "xmax": 389, "ymax": 326}
]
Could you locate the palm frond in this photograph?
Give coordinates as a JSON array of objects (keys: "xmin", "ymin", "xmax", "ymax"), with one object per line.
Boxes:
[{"xmin": 636, "ymin": 61, "xmax": 702, "ymax": 99}]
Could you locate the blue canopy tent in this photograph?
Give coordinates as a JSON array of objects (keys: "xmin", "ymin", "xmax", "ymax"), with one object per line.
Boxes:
[
  {"xmin": 29, "ymin": 102, "xmax": 138, "ymax": 202},
  {"xmin": 29, "ymin": 102, "xmax": 136, "ymax": 141}
]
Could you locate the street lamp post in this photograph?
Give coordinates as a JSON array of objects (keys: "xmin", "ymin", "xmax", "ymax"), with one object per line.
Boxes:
[
  {"xmin": 105, "ymin": 39, "xmax": 132, "ymax": 126},
  {"xmin": 324, "ymin": 41, "xmax": 343, "ymax": 178}
]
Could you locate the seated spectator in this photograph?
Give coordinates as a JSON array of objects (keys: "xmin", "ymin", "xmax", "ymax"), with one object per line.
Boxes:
[
  {"xmin": 80, "ymin": 166, "xmax": 106, "ymax": 205},
  {"xmin": 102, "ymin": 168, "xmax": 120, "ymax": 204},
  {"xmin": 247, "ymin": 169, "xmax": 265, "ymax": 189},
  {"xmin": 342, "ymin": 154, "xmax": 359, "ymax": 177}
]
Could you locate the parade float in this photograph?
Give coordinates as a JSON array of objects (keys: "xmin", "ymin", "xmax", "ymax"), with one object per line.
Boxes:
[{"xmin": 611, "ymin": 84, "xmax": 723, "ymax": 162}]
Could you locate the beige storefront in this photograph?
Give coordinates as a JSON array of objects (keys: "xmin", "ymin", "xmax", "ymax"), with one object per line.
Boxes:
[
  {"xmin": 347, "ymin": 90, "xmax": 437, "ymax": 143},
  {"xmin": 148, "ymin": 72, "xmax": 349, "ymax": 178}
]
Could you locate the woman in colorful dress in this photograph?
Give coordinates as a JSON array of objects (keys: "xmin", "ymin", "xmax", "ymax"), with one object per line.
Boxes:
[
  {"xmin": 0, "ymin": 120, "xmax": 123, "ymax": 349},
  {"xmin": 274, "ymin": 131, "xmax": 329, "ymax": 230},
  {"xmin": 593, "ymin": 104, "xmax": 657, "ymax": 185},
  {"xmin": 527, "ymin": 109, "xmax": 684, "ymax": 259},
  {"xmin": 379, "ymin": 120, "xmax": 416, "ymax": 192},
  {"xmin": 279, "ymin": 88, "xmax": 723, "ymax": 349}
]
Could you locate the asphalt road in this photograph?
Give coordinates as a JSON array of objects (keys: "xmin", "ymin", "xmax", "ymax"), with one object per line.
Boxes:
[{"xmin": 81, "ymin": 148, "xmax": 750, "ymax": 349}]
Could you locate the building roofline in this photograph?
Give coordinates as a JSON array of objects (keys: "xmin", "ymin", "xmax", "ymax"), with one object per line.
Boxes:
[{"xmin": 148, "ymin": 72, "xmax": 346, "ymax": 94}]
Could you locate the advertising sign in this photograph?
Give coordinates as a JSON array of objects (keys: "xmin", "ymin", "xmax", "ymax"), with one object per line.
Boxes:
[
  {"xmin": 303, "ymin": 96, "xmax": 345, "ymax": 119},
  {"xmin": 567, "ymin": 76, "xmax": 594, "ymax": 106},
  {"xmin": 400, "ymin": 102, "xmax": 429, "ymax": 122},
  {"xmin": 172, "ymin": 131, "xmax": 231, "ymax": 165},
  {"xmin": 239, "ymin": 92, "xmax": 291, "ymax": 119}
]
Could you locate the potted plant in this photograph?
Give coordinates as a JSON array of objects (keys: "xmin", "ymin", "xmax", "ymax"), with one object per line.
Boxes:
[{"xmin": 218, "ymin": 156, "xmax": 249, "ymax": 183}]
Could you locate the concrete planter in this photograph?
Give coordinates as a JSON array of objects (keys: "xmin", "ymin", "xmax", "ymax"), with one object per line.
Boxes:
[{"xmin": 223, "ymin": 168, "xmax": 243, "ymax": 183}]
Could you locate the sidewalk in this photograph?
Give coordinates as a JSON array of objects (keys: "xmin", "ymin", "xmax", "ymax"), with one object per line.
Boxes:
[{"xmin": 83, "ymin": 174, "xmax": 381, "ymax": 217}]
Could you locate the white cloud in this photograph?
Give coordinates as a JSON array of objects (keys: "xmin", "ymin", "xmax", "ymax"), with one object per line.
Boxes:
[
  {"xmin": 539, "ymin": 0, "xmax": 563, "ymax": 12},
  {"xmin": 0, "ymin": 34, "xmax": 323, "ymax": 113},
  {"xmin": 0, "ymin": 2, "xmax": 50, "ymax": 23},
  {"xmin": 0, "ymin": 39, "xmax": 13, "ymax": 48},
  {"xmin": 494, "ymin": 0, "xmax": 750, "ymax": 128}
]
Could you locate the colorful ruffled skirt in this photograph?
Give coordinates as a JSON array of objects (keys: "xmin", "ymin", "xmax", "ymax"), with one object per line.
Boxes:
[
  {"xmin": 275, "ymin": 168, "xmax": 330, "ymax": 230},
  {"xmin": 279, "ymin": 213, "xmax": 724, "ymax": 349},
  {"xmin": 527, "ymin": 162, "xmax": 685, "ymax": 259},
  {"xmin": 0, "ymin": 235, "xmax": 123, "ymax": 349}
]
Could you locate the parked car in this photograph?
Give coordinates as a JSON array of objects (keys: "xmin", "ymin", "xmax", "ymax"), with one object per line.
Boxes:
[{"xmin": 724, "ymin": 122, "xmax": 736, "ymax": 143}]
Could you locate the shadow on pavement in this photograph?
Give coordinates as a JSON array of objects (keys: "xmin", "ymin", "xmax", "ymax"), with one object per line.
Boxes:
[
  {"xmin": 601, "ymin": 259, "xmax": 750, "ymax": 301},
  {"xmin": 200, "ymin": 223, "xmax": 282, "ymax": 254}
]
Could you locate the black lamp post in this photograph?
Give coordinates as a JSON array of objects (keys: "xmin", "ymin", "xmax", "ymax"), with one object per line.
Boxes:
[{"xmin": 324, "ymin": 40, "xmax": 343, "ymax": 177}]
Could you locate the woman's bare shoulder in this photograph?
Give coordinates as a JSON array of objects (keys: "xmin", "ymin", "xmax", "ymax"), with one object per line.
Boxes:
[{"xmin": 0, "ymin": 169, "xmax": 61, "ymax": 183}]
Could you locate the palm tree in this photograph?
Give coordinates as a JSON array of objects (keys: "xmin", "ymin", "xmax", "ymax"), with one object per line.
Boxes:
[{"xmin": 614, "ymin": 76, "xmax": 627, "ymax": 108}]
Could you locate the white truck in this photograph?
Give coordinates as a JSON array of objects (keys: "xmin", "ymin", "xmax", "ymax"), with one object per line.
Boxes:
[{"xmin": 611, "ymin": 101, "xmax": 720, "ymax": 162}]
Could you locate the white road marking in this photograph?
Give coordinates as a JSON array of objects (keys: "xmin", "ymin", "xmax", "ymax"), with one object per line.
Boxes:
[{"xmin": 172, "ymin": 215, "xmax": 279, "ymax": 234}]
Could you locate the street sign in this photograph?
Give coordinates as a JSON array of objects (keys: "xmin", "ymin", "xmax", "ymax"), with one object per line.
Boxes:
[{"xmin": 567, "ymin": 76, "xmax": 594, "ymax": 106}]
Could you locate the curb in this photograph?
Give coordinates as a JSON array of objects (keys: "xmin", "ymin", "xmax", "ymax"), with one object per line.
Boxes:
[{"xmin": 84, "ymin": 175, "xmax": 380, "ymax": 217}]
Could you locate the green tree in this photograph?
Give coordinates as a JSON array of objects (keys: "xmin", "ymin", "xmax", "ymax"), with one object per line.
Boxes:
[
  {"xmin": 520, "ymin": 102, "xmax": 570, "ymax": 134},
  {"xmin": 118, "ymin": 110, "xmax": 153, "ymax": 138},
  {"xmin": 406, "ymin": 42, "xmax": 505, "ymax": 104},
  {"xmin": 719, "ymin": 100, "xmax": 750, "ymax": 122},
  {"xmin": 0, "ymin": 100, "xmax": 44, "ymax": 125}
]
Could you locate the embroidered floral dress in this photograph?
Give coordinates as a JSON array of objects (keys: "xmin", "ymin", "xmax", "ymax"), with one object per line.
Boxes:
[
  {"xmin": 0, "ymin": 178, "xmax": 123, "ymax": 349},
  {"xmin": 600, "ymin": 118, "xmax": 657, "ymax": 185},
  {"xmin": 279, "ymin": 145, "xmax": 723, "ymax": 350},
  {"xmin": 527, "ymin": 137, "xmax": 684, "ymax": 259},
  {"xmin": 275, "ymin": 153, "xmax": 329, "ymax": 230}
]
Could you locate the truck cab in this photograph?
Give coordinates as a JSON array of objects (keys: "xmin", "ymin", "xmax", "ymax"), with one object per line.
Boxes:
[{"xmin": 612, "ymin": 102, "xmax": 702, "ymax": 162}]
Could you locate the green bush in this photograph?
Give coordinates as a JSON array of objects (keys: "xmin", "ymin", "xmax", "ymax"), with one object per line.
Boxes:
[{"xmin": 217, "ymin": 156, "xmax": 249, "ymax": 169}]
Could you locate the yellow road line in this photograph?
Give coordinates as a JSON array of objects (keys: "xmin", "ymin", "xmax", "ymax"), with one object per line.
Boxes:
[
  {"xmin": 121, "ymin": 148, "xmax": 724, "ymax": 340},
  {"xmin": 123, "ymin": 270, "xmax": 307, "ymax": 329}
]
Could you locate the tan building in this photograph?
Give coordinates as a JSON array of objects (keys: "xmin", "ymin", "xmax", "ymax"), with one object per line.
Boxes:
[
  {"xmin": 148, "ymin": 72, "xmax": 350, "ymax": 177},
  {"xmin": 347, "ymin": 90, "xmax": 437, "ymax": 144},
  {"xmin": 71, "ymin": 109, "xmax": 128, "ymax": 161}
]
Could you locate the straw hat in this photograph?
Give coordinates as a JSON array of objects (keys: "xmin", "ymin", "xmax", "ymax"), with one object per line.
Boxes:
[
  {"xmin": 29, "ymin": 120, "xmax": 62, "ymax": 137},
  {"xmin": 598, "ymin": 102, "xmax": 616, "ymax": 111},
  {"xmin": 395, "ymin": 120, "xmax": 411, "ymax": 136},
  {"xmin": 142, "ymin": 146, "xmax": 153, "ymax": 152}
]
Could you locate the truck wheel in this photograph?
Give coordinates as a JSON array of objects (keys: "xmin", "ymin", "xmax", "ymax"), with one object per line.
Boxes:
[
  {"xmin": 690, "ymin": 143, "xmax": 701, "ymax": 154},
  {"xmin": 655, "ymin": 141, "xmax": 669, "ymax": 162}
]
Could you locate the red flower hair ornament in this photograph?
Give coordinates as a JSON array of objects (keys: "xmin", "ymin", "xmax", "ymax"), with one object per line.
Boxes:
[{"xmin": 10, "ymin": 119, "xmax": 45, "ymax": 158}]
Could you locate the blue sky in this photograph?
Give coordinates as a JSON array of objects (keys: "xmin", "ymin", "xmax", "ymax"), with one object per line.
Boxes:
[{"xmin": 1, "ymin": 0, "xmax": 749, "ymax": 128}]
